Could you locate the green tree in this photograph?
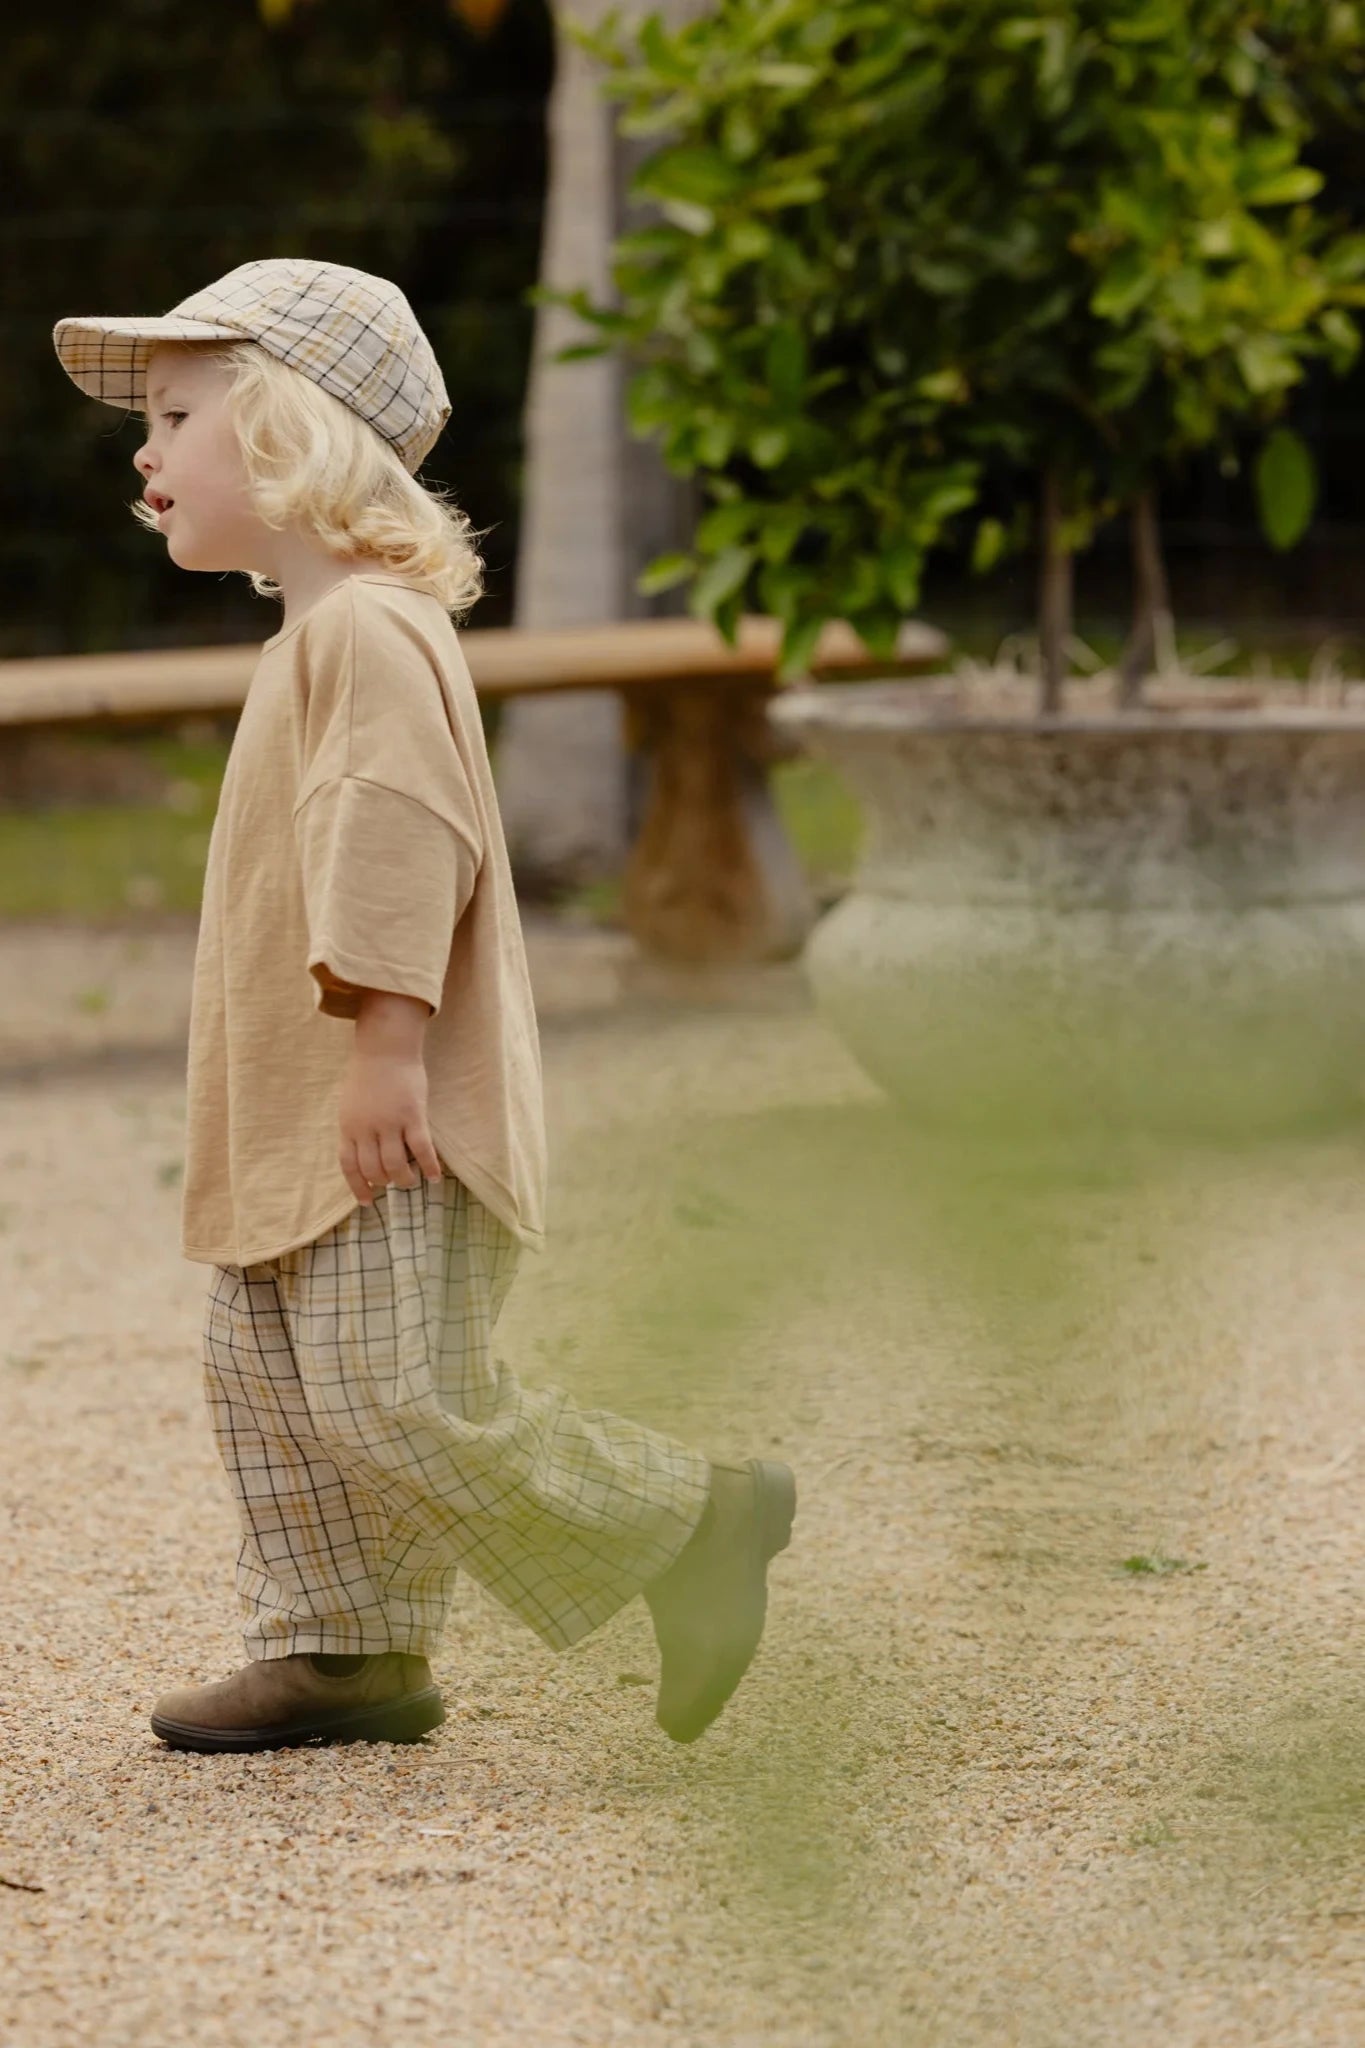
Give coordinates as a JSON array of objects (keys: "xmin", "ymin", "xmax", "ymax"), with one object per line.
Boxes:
[{"xmin": 549, "ymin": 0, "xmax": 1365, "ymax": 705}]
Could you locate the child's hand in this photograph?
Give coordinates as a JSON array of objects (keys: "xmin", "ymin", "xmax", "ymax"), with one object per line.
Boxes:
[{"xmin": 337, "ymin": 1046, "xmax": 443, "ymax": 1205}]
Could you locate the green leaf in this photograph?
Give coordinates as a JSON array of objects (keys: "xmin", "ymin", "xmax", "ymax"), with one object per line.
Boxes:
[
  {"xmin": 914, "ymin": 367, "xmax": 970, "ymax": 403},
  {"xmin": 615, "ymin": 226, "xmax": 687, "ymax": 261},
  {"xmin": 756, "ymin": 507, "xmax": 808, "ymax": 564},
  {"xmin": 1100, "ymin": 184, "xmax": 1168, "ymax": 241},
  {"xmin": 749, "ymin": 424, "xmax": 792, "ymax": 468},
  {"xmin": 995, "ymin": 18, "xmax": 1047, "ymax": 49},
  {"xmin": 636, "ymin": 552, "xmax": 697, "ymax": 596},
  {"xmin": 1108, "ymin": 4, "xmax": 1185, "ymax": 40},
  {"xmin": 971, "ymin": 518, "xmax": 1007, "ymax": 574},
  {"xmin": 621, "ymin": 93, "xmax": 695, "ymax": 140},
  {"xmin": 634, "ymin": 145, "xmax": 745, "ymax": 207},
  {"xmin": 855, "ymin": 610, "xmax": 904, "ymax": 661},
  {"xmin": 908, "ymin": 255, "xmax": 974, "ymax": 296},
  {"xmin": 714, "ymin": 589, "xmax": 745, "ymax": 644},
  {"xmin": 753, "ymin": 61, "xmax": 820, "ymax": 90},
  {"xmin": 626, "ymin": 368, "xmax": 674, "ymax": 434},
  {"xmin": 882, "ymin": 542, "xmax": 921, "ymax": 612},
  {"xmin": 1035, "ymin": 18, "xmax": 1073, "ymax": 107},
  {"xmin": 1328, "ymin": 2, "xmax": 1362, "ymax": 45},
  {"xmin": 1321, "ymin": 307, "xmax": 1361, "ymax": 366},
  {"xmin": 1222, "ymin": 47, "xmax": 1258, "ymax": 96},
  {"xmin": 1236, "ymin": 334, "xmax": 1299, "ymax": 397},
  {"xmin": 765, "ymin": 325, "xmax": 807, "ymax": 408},
  {"xmin": 1091, "ymin": 248, "xmax": 1158, "ymax": 321},
  {"xmin": 695, "ymin": 417, "xmax": 737, "ymax": 466},
  {"xmin": 1255, "ymin": 428, "xmax": 1317, "ymax": 551},
  {"xmin": 748, "ymin": 177, "xmax": 827, "ymax": 211},
  {"xmin": 697, "ymin": 501, "xmax": 757, "ymax": 551},
  {"xmin": 726, "ymin": 220, "xmax": 774, "ymax": 262},
  {"xmin": 684, "ymin": 329, "xmax": 722, "ymax": 375},
  {"xmin": 843, "ymin": 556, "xmax": 884, "ymax": 613},
  {"xmin": 909, "ymin": 469, "xmax": 980, "ymax": 527},
  {"xmin": 658, "ymin": 198, "xmax": 715, "ymax": 236},
  {"xmin": 1164, "ymin": 266, "xmax": 1205, "ymax": 321},
  {"xmin": 722, "ymin": 104, "xmax": 761, "ymax": 163},
  {"xmin": 1240, "ymin": 134, "xmax": 1301, "ymax": 182},
  {"xmin": 1195, "ymin": 217, "xmax": 1237, "ymax": 259},
  {"xmin": 688, "ymin": 546, "xmax": 757, "ymax": 623},
  {"xmin": 1244, "ymin": 167, "xmax": 1324, "ymax": 206},
  {"xmin": 1322, "ymin": 235, "xmax": 1365, "ymax": 285},
  {"xmin": 777, "ymin": 615, "xmax": 825, "ymax": 682},
  {"xmin": 757, "ymin": 561, "xmax": 802, "ymax": 622},
  {"xmin": 638, "ymin": 13, "xmax": 680, "ymax": 76}
]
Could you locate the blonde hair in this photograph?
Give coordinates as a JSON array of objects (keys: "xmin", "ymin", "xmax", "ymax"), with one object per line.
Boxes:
[{"xmin": 127, "ymin": 338, "xmax": 486, "ymax": 618}]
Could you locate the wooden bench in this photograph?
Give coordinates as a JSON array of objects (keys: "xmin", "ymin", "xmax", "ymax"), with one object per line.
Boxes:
[{"xmin": 0, "ymin": 612, "xmax": 948, "ymax": 962}]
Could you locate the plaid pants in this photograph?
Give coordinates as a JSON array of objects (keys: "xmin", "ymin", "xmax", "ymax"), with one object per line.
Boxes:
[{"xmin": 201, "ymin": 1170, "xmax": 713, "ymax": 1660}]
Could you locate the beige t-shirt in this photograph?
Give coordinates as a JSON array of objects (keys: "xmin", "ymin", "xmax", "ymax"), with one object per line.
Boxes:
[{"xmin": 180, "ymin": 572, "xmax": 547, "ymax": 1267}]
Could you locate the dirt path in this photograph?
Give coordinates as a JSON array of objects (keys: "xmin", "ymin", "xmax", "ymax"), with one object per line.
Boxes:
[{"xmin": 2, "ymin": 918, "xmax": 1365, "ymax": 2046}]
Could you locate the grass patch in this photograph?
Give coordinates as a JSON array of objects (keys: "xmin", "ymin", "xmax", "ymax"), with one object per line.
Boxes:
[
  {"xmin": 0, "ymin": 730, "xmax": 866, "ymax": 925},
  {"xmin": 0, "ymin": 799, "xmax": 214, "ymax": 919},
  {"xmin": 0, "ymin": 730, "xmax": 229, "ymax": 921}
]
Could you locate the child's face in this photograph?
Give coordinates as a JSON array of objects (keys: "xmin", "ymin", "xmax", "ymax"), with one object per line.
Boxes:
[{"xmin": 133, "ymin": 344, "xmax": 264, "ymax": 574}]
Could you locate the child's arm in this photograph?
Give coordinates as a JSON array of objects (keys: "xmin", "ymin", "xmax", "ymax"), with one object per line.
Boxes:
[
  {"xmin": 336, "ymin": 986, "xmax": 442, "ymax": 1206},
  {"xmin": 287, "ymin": 593, "xmax": 484, "ymax": 1201}
]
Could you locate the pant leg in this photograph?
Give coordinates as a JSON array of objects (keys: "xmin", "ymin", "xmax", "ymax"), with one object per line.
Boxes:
[
  {"xmin": 219, "ymin": 1169, "xmax": 713, "ymax": 1657},
  {"xmin": 201, "ymin": 1260, "xmax": 399, "ymax": 1659}
]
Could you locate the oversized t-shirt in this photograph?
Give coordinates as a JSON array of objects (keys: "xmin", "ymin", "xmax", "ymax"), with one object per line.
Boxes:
[{"xmin": 179, "ymin": 572, "xmax": 547, "ymax": 1267}]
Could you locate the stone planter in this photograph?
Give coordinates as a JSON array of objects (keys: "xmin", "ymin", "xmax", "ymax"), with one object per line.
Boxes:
[{"xmin": 770, "ymin": 680, "xmax": 1365, "ymax": 1144}]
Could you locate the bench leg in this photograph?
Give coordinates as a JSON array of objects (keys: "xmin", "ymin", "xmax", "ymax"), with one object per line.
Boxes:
[{"xmin": 621, "ymin": 683, "xmax": 815, "ymax": 964}]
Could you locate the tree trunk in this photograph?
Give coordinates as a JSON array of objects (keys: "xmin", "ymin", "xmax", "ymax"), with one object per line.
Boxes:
[
  {"xmin": 494, "ymin": 0, "xmax": 711, "ymax": 894},
  {"xmin": 1117, "ymin": 487, "xmax": 1175, "ymax": 710},
  {"xmin": 1037, "ymin": 469, "xmax": 1072, "ymax": 717}
]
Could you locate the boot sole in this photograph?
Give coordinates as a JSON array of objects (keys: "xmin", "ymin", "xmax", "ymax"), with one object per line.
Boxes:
[
  {"xmin": 150, "ymin": 1685, "xmax": 446, "ymax": 1755},
  {"xmin": 658, "ymin": 1457, "xmax": 797, "ymax": 1745},
  {"xmin": 754, "ymin": 1457, "xmax": 798, "ymax": 1562}
]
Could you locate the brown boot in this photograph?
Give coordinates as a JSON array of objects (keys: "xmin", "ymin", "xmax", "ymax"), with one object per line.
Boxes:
[
  {"xmin": 643, "ymin": 1457, "xmax": 797, "ymax": 1744},
  {"xmin": 150, "ymin": 1651, "xmax": 444, "ymax": 1754}
]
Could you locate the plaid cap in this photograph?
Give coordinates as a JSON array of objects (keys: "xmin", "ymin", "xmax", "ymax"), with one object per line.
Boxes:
[{"xmin": 52, "ymin": 256, "xmax": 451, "ymax": 475}]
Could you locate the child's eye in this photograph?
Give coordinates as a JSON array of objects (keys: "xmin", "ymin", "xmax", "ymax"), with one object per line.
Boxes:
[{"xmin": 163, "ymin": 411, "xmax": 186, "ymax": 425}]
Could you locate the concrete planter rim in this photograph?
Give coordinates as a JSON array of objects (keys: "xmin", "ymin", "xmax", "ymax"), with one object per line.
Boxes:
[{"xmin": 771, "ymin": 677, "xmax": 1365, "ymax": 740}]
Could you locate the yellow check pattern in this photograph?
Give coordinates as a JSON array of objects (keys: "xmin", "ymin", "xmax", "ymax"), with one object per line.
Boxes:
[
  {"xmin": 53, "ymin": 257, "xmax": 451, "ymax": 475},
  {"xmin": 202, "ymin": 1171, "xmax": 712, "ymax": 1660}
]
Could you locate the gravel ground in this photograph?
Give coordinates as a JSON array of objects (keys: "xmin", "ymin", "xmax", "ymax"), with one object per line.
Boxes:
[{"xmin": 3, "ymin": 915, "xmax": 1365, "ymax": 2047}]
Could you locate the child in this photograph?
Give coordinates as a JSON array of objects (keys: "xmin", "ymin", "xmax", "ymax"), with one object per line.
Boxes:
[{"xmin": 52, "ymin": 257, "xmax": 796, "ymax": 1755}]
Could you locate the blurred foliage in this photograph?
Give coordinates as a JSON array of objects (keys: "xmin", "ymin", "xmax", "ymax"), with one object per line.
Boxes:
[
  {"xmin": 2, "ymin": 0, "xmax": 552, "ymax": 658},
  {"xmin": 544, "ymin": 0, "xmax": 1365, "ymax": 678},
  {"xmin": 1255, "ymin": 421, "xmax": 1319, "ymax": 546}
]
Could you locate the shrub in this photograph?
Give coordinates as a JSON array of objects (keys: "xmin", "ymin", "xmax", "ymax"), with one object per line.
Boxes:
[{"xmin": 551, "ymin": 0, "xmax": 1365, "ymax": 701}]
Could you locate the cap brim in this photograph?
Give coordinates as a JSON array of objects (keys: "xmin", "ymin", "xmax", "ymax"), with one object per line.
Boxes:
[{"xmin": 52, "ymin": 314, "xmax": 245, "ymax": 411}]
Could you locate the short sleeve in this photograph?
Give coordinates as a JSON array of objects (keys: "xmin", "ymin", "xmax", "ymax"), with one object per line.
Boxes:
[
  {"xmin": 292, "ymin": 775, "xmax": 481, "ymax": 1020},
  {"xmin": 292, "ymin": 578, "xmax": 485, "ymax": 844},
  {"xmin": 286, "ymin": 579, "xmax": 488, "ymax": 1020}
]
